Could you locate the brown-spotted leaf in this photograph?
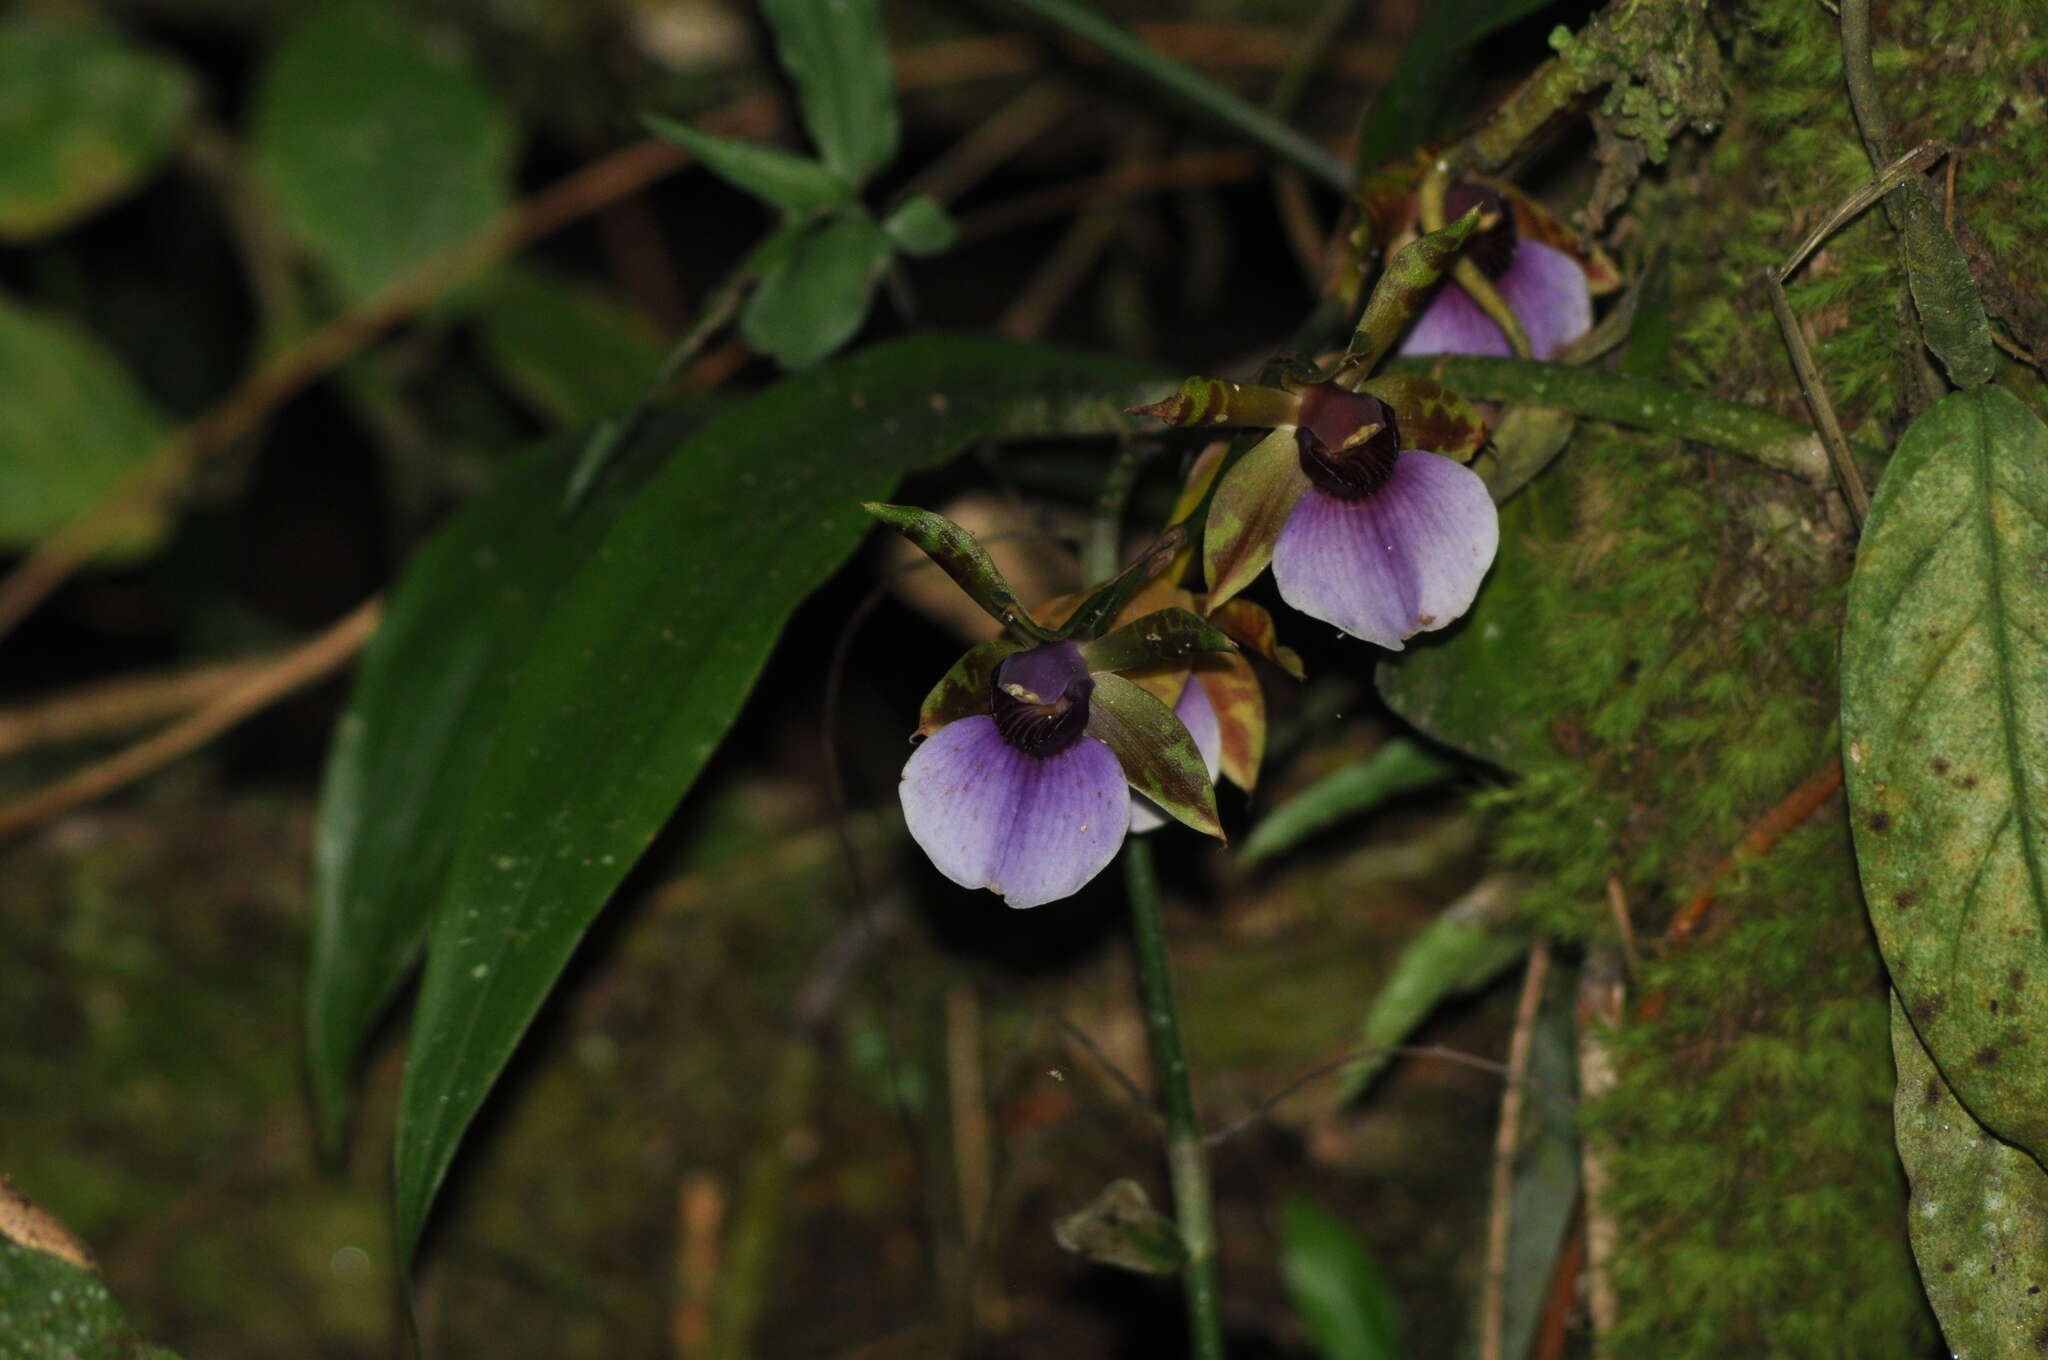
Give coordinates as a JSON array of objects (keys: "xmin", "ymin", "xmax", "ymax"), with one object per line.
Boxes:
[
  {"xmin": 1843, "ymin": 386, "xmax": 2048, "ymax": 1159},
  {"xmin": 1206, "ymin": 597, "xmax": 1305, "ymax": 678},
  {"xmin": 1345, "ymin": 205, "xmax": 1480, "ymax": 375},
  {"xmin": 916, "ymin": 639, "xmax": 1020, "ymax": 738},
  {"xmin": 1078, "ymin": 607, "xmax": 1235, "ymax": 675},
  {"xmin": 865, "ymin": 502, "xmax": 1060, "ymax": 642},
  {"xmin": 1132, "ymin": 377, "xmax": 1299, "ymax": 430},
  {"xmin": 1890, "ymin": 995, "xmax": 2048, "ymax": 1356},
  {"xmin": 1360, "ymin": 371, "xmax": 1489, "ymax": 461},
  {"xmin": 1202, "ymin": 427, "xmax": 1307, "ymax": 610},
  {"xmin": 1085, "ymin": 672, "xmax": 1222, "ymax": 839}
]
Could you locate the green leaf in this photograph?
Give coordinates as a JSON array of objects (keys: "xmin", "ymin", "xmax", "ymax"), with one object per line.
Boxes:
[
  {"xmin": 1280, "ymin": 1198, "xmax": 1403, "ymax": 1360},
  {"xmin": 0, "ymin": 18, "xmax": 194, "ymax": 242},
  {"xmin": 1337, "ymin": 875, "xmax": 1526, "ymax": 1102},
  {"xmin": 0, "ymin": 291, "xmax": 172, "ymax": 555},
  {"xmin": 1052, "ymin": 1179, "xmax": 1186, "ymax": 1276},
  {"xmin": 863, "ymin": 503, "xmax": 1060, "ymax": 643},
  {"xmin": 881, "ymin": 193, "xmax": 958, "ymax": 257},
  {"xmin": 644, "ymin": 114, "xmax": 850, "ymax": 216},
  {"xmin": 0, "ymin": 1241, "xmax": 179, "ymax": 1359},
  {"xmin": 1892, "ymin": 181, "xmax": 1997, "ymax": 390},
  {"xmin": 1078, "ymin": 608, "xmax": 1235, "ymax": 675},
  {"xmin": 1350, "ymin": 0, "xmax": 1559, "ymax": 178},
  {"xmin": 1890, "ymin": 994, "xmax": 2048, "ymax": 1357},
  {"xmin": 1375, "ymin": 470, "xmax": 1572, "ymax": 773},
  {"xmin": 1240, "ymin": 740, "xmax": 1457, "ymax": 868},
  {"xmin": 309, "ymin": 418, "xmax": 681, "ymax": 1148},
  {"xmin": 252, "ymin": 3, "xmax": 515, "ymax": 302},
  {"xmin": 758, "ymin": 0, "xmax": 898, "ymax": 186},
  {"xmin": 386, "ymin": 337, "xmax": 1161, "ymax": 1259},
  {"xmin": 1842, "ymin": 386, "xmax": 2048, "ymax": 1159},
  {"xmin": 1083, "ymin": 673, "xmax": 1222, "ymax": 840},
  {"xmin": 1202, "ymin": 427, "xmax": 1308, "ymax": 611},
  {"xmin": 1345, "ymin": 207, "xmax": 1479, "ymax": 375},
  {"xmin": 472, "ymin": 265, "xmax": 664, "ymax": 427},
  {"xmin": 740, "ymin": 211, "xmax": 894, "ymax": 369}
]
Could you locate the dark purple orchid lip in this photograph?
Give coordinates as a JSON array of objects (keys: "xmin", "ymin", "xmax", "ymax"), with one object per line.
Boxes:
[
  {"xmin": 1294, "ymin": 385, "xmax": 1402, "ymax": 501},
  {"xmin": 992, "ymin": 641, "xmax": 1094, "ymax": 757},
  {"xmin": 1445, "ymin": 182, "xmax": 1516, "ymax": 279}
]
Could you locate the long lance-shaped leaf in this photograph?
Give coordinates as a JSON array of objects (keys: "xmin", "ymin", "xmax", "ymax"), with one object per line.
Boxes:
[
  {"xmin": 916, "ymin": 638, "xmax": 1021, "ymax": 738},
  {"xmin": 1890, "ymin": 994, "xmax": 2048, "ymax": 1356},
  {"xmin": 1077, "ymin": 607, "xmax": 1236, "ymax": 675},
  {"xmin": 1842, "ymin": 385, "xmax": 2048, "ymax": 1159},
  {"xmin": 864, "ymin": 503, "xmax": 1061, "ymax": 644},
  {"xmin": 1344, "ymin": 206, "xmax": 1479, "ymax": 375},
  {"xmin": 1240, "ymin": 739, "xmax": 1458, "ymax": 868},
  {"xmin": 1085, "ymin": 672, "xmax": 1222, "ymax": 839},
  {"xmin": 643, "ymin": 114, "xmax": 849, "ymax": 216},
  {"xmin": 758, "ymin": 0, "xmax": 898, "ymax": 186},
  {"xmin": 1057, "ymin": 525, "xmax": 1188, "ymax": 641},
  {"xmin": 386, "ymin": 337, "xmax": 1162, "ymax": 1260}
]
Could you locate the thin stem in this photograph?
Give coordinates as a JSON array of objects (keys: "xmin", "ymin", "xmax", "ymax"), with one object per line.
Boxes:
[
  {"xmin": 1123, "ymin": 839, "xmax": 1224, "ymax": 1360},
  {"xmin": 1008, "ymin": 0, "xmax": 1351, "ymax": 190},
  {"xmin": 1084, "ymin": 443, "xmax": 1150, "ymax": 583}
]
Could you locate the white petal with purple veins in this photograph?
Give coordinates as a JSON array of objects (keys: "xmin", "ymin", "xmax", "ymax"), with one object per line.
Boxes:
[
  {"xmin": 900, "ymin": 715, "xmax": 1130, "ymax": 907},
  {"xmin": 1395, "ymin": 239, "xmax": 1590, "ymax": 361},
  {"xmin": 1271, "ymin": 452, "xmax": 1499, "ymax": 650},
  {"xmin": 1130, "ymin": 678, "xmax": 1222, "ymax": 834}
]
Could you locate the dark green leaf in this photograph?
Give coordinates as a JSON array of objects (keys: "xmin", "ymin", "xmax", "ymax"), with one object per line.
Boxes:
[
  {"xmin": 916, "ymin": 639, "xmax": 1021, "ymax": 738},
  {"xmin": 1345, "ymin": 208, "xmax": 1479, "ymax": 375},
  {"xmin": 1084, "ymin": 673, "xmax": 1222, "ymax": 840},
  {"xmin": 864, "ymin": 503, "xmax": 1060, "ymax": 643},
  {"xmin": 1351, "ymin": 0, "xmax": 1572, "ymax": 179},
  {"xmin": 309, "ymin": 419, "xmax": 679, "ymax": 1148},
  {"xmin": 472, "ymin": 264, "xmax": 664, "ymax": 427},
  {"xmin": 0, "ymin": 292, "xmax": 172, "ymax": 554},
  {"xmin": 644, "ymin": 114, "xmax": 849, "ymax": 216},
  {"xmin": 1337, "ymin": 875, "xmax": 1526, "ymax": 1101},
  {"xmin": 881, "ymin": 194, "xmax": 958, "ymax": 257},
  {"xmin": 1078, "ymin": 608, "xmax": 1235, "ymax": 675},
  {"xmin": 1058, "ymin": 525, "xmax": 1187, "ymax": 640},
  {"xmin": 758, "ymin": 0, "xmax": 898, "ymax": 185},
  {"xmin": 386, "ymin": 337, "xmax": 1162, "ymax": 1259},
  {"xmin": 0, "ymin": 1241, "xmax": 179, "ymax": 1359},
  {"xmin": 0, "ymin": 18, "xmax": 193, "ymax": 242},
  {"xmin": 740, "ymin": 211, "xmax": 894, "ymax": 369},
  {"xmin": 1890, "ymin": 995, "xmax": 2048, "ymax": 1357},
  {"xmin": 1052, "ymin": 1179, "xmax": 1185, "ymax": 1276},
  {"xmin": 1280, "ymin": 1198, "xmax": 1403, "ymax": 1360},
  {"xmin": 1240, "ymin": 740, "xmax": 1457, "ymax": 868},
  {"xmin": 1893, "ymin": 181, "xmax": 1996, "ymax": 389},
  {"xmin": 1842, "ymin": 385, "xmax": 2048, "ymax": 1159},
  {"xmin": 252, "ymin": 3, "xmax": 515, "ymax": 302}
]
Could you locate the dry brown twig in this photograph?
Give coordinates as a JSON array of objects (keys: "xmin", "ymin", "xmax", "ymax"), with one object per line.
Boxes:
[{"xmin": 1480, "ymin": 940, "xmax": 1552, "ymax": 1360}]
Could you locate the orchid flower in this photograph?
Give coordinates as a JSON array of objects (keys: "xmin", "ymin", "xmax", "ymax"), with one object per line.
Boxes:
[{"xmin": 1397, "ymin": 182, "xmax": 1593, "ymax": 361}]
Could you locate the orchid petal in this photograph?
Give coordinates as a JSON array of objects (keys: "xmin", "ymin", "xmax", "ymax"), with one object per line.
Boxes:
[
  {"xmin": 1203, "ymin": 426, "xmax": 1311, "ymax": 610},
  {"xmin": 1396, "ymin": 240, "xmax": 1590, "ymax": 361},
  {"xmin": 900, "ymin": 716, "xmax": 1129, "ymax": 908},
  {"xmin": 1130, "ymin": 675, "xmax": 1223, "ymax": 834},
  {"xmin": 1272, "ymin": 451, "xmax": 1498, "ymax": 650}
]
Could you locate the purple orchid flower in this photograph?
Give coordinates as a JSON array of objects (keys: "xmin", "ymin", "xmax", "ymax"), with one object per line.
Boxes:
[
  {"xmin": 1206, "ymin": 383, "xmax": 1498, "ymax": 651},
  {"xmin": 1397, "ymin": 183, "xmax": 1591, "ymax": 361}
]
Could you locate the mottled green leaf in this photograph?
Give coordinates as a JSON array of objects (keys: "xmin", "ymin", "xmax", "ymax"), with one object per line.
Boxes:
[
  {"xmin": 1078, "ymin": 607, "xmax": 1235, "ymax": 676},
  {"xmin": 0, "ymin": 292, "xmax": 171, "ymax": 554},
  {"xmin": 1241, "ymin": 739, "xmax": 1457, "ymax": 868},
  {"xmin": 864, "ymin": 503, "xmax": 1059, "ymax": 643},
  {"xmin": 1203, "ymin": 427, "xmax": 1307, "ymax": 610},
  {"xmin": 1056, "ymin": 526, "xmax": 1187, "ymax": 642},
  {"xmin": 1345, "ymin": 207, "xmax": 1479, "ymax": 375},
  {"xmin": 0, "ymin": 1241, "xmax": 178, "ymax": 1359},
  {"xmin": 1471, "ymin": 404, "xmax": 1576, "ymax": 503},
  {"xmin": 881, "ymin": 194, "xmax": 958, "ymax": 257},
  {"xmin": 1893, "ymin": 181, "xmax": 1996, "ymax": 390},
  {"xmin": 387, "ymin": 337, "xmax": 1160, "ymax": 1260},
  {"xmin": 1350, "ymin": 0, "xmax": 1557, "ymax": 178},
  {"xmin": 0, "ymin": 18, "xmax": 194, "ymax": 242},
  {"xmin": 472, "ymin": 265, "xmax": 663, "ymax": 427},
  {"xmin": 916, "ymin": 639, "xmax": 1021, "ymax": 738},
  {"xmin": 1843, "ymin": 386, "xmax": 2048, "ymax": 1158},
  {"xmin": 1084, "ymin": 672, "xmax": 1221, "ymax": 839},
  {"xmin": 253, "ymin": 4, "xmax": 515, "ymax": 302},
  {"xmin": 1890, "ymin": 995, "xmax": 2048, "ymax": 1358},
  {"xmin": 1280, "ymin": 1198, "xmax": 1403, "ymax": 1360},
  {"xmin": 741, "ymin": 211, "xmax": 894, "ymax": 369},
  {"xmin": 1132, "ymin": 376, "xmax": 1301, "ymax": 430},
  {"xmin": 1359, "ymin": 372, "xmax": 1488, "ymax": 461},
  {"xmin": 644, "ymin": 114, "xmax": 849, "ymax": 216},
  {"xmin": 759, "ymin": 0, "xmax": 898, "ymax": 186},
  {"xmin": 1052, "ymin": 1179, "xmax": 1185, "ymax": 1277},
  {"xmin": 308, "ymin": 419, "xmax": 680, "ymax": 1149},
  {"xmin": 1375, "ymin": 471, "xmax": 1572, "ymax": 772},
  {"xmin": 1338, "ymin": 875, "xmax": 1527, "ymax": 1101}
]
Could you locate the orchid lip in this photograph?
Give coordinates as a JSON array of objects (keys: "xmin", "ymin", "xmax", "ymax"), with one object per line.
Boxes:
[
  {"xmin": 1294, "ymin": 386, "xmax": 1402, "ymax": 501},
  {"xmin": 991, "ymin": 641, "xmax": 1094, "ymax": 757}
]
